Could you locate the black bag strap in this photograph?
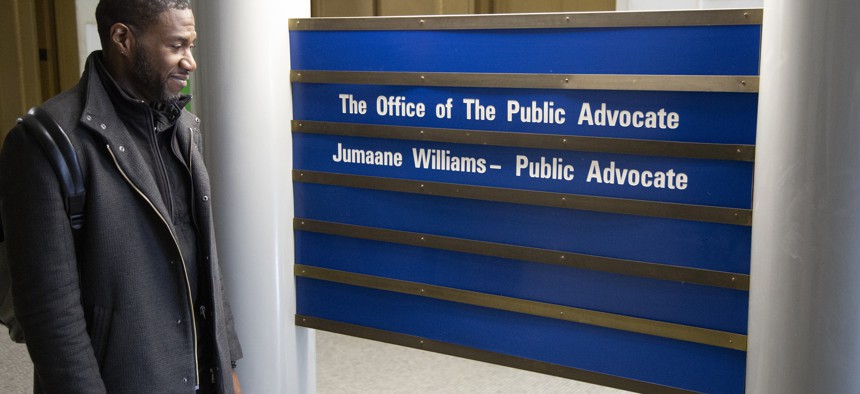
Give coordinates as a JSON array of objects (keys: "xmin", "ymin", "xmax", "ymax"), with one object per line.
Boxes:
[
  {"xmin": 0, "ymin": 107, "xmax": 85, "ymax": 344},
  {"xmin": 18, "ymin": 107, "xmax": 86, "ymax": 231}
]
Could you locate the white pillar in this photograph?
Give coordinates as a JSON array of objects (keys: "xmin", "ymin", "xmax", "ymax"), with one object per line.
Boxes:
[
  {"xmin": 747, "ymin": 1, "xmax": 860, "ymax": 392},
  {"xmin": 193, "ymin": 2, "xmax": 314, "ymax": 393}
]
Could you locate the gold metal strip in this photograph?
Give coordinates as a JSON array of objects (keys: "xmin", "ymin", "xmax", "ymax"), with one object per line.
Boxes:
[
  {"xmin": 289, "ymin": 9, "xmax": 762, "ymax": 31},
  {"xmin": 292, "ymin": 70, "xmax": 759, "ymax": 93},
  {"xmin": 293, "ymin": 120, "xmax": 755, "ymax": 162},
  {"xmin": 294, "ymin": 170, "xmax": 753, "ymax": 226},
  {"xmin": 295, "ymin": 265, "xmax": 747, "ymax": 351},
  {"xmin": 296, "ymin": 315, "xmax": 696, "ymax": 394},
  {"xmin": 294, "ymin": 218, "xmax": 750, "ymax": 291}
]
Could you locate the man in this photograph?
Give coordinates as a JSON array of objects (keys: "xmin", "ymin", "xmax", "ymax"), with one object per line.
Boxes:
[{"xmin": 0, "ymin": 1, "xmax": 242, "ymax": 392}]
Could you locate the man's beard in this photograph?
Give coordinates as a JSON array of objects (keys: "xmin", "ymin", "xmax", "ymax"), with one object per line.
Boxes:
[{"xmin": 130, "ymin": 46, "xmax": 180, "ymax": 105}]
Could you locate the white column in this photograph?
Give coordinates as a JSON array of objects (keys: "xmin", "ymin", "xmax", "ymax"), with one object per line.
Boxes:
[
  {"xmin": 193, "ymin": 1, "xmax": 314, "ymax": 393},
  {"xmin": 747, "ymin": 1, "xmax": 860, "ymax": 392}
]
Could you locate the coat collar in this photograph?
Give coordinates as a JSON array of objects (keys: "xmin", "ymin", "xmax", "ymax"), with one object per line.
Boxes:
[{"xmin": 77, "ymin": 51, "xmax": 200, "ymax": 223}]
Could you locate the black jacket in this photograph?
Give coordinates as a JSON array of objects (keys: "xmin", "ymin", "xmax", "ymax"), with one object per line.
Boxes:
[{"xmin": 0, "ymin": 52, "xmax": 242, "ymax": 393}]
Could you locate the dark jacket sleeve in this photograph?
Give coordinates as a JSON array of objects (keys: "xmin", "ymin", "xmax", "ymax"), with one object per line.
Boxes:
[
  {"xmin": 0, "ymin": 127, "xmax": 106, "ymax": 393},
  {"xmin": 220, "ymin": 274, "xmax": 243, "ymax": 363}
]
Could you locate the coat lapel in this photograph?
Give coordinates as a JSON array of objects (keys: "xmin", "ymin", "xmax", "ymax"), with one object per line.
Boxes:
[
  {"xmin": 79, "ymin": 66, "xmax": 172, "ymax": 223},
  {"xmin": 176, "ymin": 113, "xmax": 213, "ymax": 240}
]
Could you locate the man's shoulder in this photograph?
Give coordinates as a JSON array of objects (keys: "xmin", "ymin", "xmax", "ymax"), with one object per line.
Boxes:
[
  {"xmin": 40, "ymin": 83, "xmax": 85, "ymax": 132},
  {"xmin": 2, "ymin": 83, "xmax": 82, "ymax": 155}
]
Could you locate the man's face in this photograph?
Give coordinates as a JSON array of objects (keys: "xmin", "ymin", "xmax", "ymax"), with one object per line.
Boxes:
[{"xmin": 129, "ymin": 8, "xmax": 197, "ymax": 104}]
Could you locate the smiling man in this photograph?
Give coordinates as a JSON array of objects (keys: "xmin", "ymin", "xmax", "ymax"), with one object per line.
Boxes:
[{"xmin": 0, "ymin": 1, "xmax": 242, "ymax": 393}]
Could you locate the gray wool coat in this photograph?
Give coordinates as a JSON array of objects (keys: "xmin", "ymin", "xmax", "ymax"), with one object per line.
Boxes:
[{"xmin": 0, "ymin": 52, "xmax": 242, "ymax": 393}]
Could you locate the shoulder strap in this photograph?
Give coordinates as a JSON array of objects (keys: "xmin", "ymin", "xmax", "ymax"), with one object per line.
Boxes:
[
  {"xmin": 19, "ymin": 107, "xmax": 86, "ymax": 231},
  {"xmin": 0, "ymin": 107, "xmax": 85, "ymax": 344}
]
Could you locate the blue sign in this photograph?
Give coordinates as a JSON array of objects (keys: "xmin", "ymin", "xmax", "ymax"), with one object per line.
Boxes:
[
  {"xmin": 293, "ymin": 84, "xmax": 758, "ymax": 144},
  {"xmin": 290, "ymin": 25, "xmax": 760, "ymax": 75},
  {"xmin": 294, "ymin": 132, "xmax": 754, "ymax": 208},
  {"xmin": 291, "ymin": 10, "xmax": 760, "ymax": 394}
]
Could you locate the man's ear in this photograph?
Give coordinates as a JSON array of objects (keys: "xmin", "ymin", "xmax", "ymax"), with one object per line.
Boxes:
[{"xmin": 110, "ymin": 23, "xmax": 134, "ymax": 57}]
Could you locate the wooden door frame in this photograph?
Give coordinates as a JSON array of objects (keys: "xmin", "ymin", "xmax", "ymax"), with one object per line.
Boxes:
[
  {"xmin": 0, "ymin": 0, "xmax": 80, "ymax": 147},
  {"xmin": 0, "ymin": 0, "xmax": 41, "ymax": 142}
]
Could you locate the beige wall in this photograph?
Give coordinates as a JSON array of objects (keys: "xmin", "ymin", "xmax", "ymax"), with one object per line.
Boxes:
[
  {"xmin": 75, "ymin": 0, "xmax": 99, "ymax": 72},
  {"xmin": 378, "ymin": 0, "xmax": 478, "ymax": 15},
  {"xmin": 0, "ymin": 0, "xmax": 81, "ymax": 147},
  {"xmin": 311, "ymin": 0, "xmax": 615, "ymax": 17},
  {"xmin": 0, "ymin": 0, "xmax": 41, "ymax": 138},
  {"xmin": 616, "ymin": 0, "xmax": 763, "ymax": 10},
  {"xmin": 494, "ymin": 0, "xmax": 615, "ymax": 13},
  {"xmin": 311, "ymin": 0, "xmax": 376, "ymax": 17}
]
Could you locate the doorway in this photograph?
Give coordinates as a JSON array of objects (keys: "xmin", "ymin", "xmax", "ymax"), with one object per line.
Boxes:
[{"xmin": 0, "ymin": 0, "xmax": 79, "ymax": 144}]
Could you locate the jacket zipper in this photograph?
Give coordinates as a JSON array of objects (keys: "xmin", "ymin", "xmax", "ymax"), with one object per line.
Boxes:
[
  {"xmin": 148, "ymin": 116, "xmax": 174, "ymax": 220},
  {"xmin": 106, "ymin": 144, "xmax": 200, "ymax": 388}
]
